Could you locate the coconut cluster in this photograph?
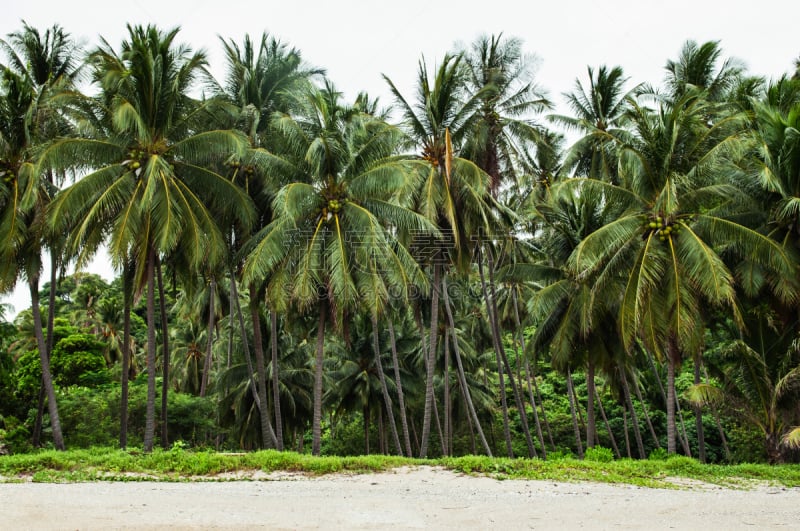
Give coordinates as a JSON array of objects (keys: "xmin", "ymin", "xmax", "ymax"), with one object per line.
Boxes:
[
  {"xmin": 0, "ymin": 159, "xmax": 15, "ymax": 182},
  {"xmin": 645, "ymin": 215, "xmax": 681, "ymax": 241}
]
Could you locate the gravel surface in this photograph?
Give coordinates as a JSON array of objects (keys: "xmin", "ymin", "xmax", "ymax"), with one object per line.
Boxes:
[{"xmin": 1, "ymin": 466, "xmax": 798, "ymax": 530}]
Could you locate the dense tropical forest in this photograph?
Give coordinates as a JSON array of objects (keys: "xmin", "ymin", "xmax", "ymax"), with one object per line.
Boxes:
[{"xmin": 1, "ymin": 21, "xmax": 800, "ymax": 465}]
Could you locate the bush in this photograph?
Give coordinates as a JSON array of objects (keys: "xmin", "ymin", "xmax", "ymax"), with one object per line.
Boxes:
[{"xmin": 584, "ymin": 446, "xmax": 614, "ymax": 462}]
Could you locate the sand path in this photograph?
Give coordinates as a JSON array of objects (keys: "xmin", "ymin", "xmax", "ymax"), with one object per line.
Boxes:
[{"xmin": 1, "ymin": 466, "xmax": 798, "ymax": 529}]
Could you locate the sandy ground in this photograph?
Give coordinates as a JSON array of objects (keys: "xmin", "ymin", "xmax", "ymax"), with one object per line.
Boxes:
[{"xmin": 1, "ymin": 466, "xmax": 798, "ymax": 530}]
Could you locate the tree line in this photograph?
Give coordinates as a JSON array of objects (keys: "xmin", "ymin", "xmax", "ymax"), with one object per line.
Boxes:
[{"xmin": 1, "ymin": 22, "xmax": 800, "ymax": 463}]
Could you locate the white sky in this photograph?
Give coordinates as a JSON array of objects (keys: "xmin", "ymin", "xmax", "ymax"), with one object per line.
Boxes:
[{"xmin": 2, "ymin": 0, "xmax": 798, "ymax": 317}]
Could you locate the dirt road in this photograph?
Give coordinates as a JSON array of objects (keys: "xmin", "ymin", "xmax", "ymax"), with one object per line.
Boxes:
[{"xmin": 1, "ymin": 466, "xmax": 797, "ymax": 529}]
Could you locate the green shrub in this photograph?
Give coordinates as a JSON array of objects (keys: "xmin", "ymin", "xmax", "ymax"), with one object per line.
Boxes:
[{"xmin": 584, "ymin": 446, "xmax": 614, "ymax": 462}]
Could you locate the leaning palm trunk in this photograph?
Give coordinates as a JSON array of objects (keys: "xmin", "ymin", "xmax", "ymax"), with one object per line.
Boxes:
[
  {"xmin": 704, "ymin": 366, "xmax": 730, "ymax": 460},
  {"xmin": 270, "ymin": 310, "xmax": 284, "ymax": 450},
  {"xmin": 250, "ymin": 285, "xmax": 278, "ymax": 449},
  {"xmin": 443, "ymin": 327, "xmax": 451, "ymax": 455},
  {"xmin": 200, "ymin": 277, "xmax": 216, "ymax": 397},
  {"xmin": 388, "ymin": 320, "xmax": 413, "ymax": 456},
  {"xmin": 32, "ymin": 256, "xmax": 58, "ymax": 447},
  {"xmin": 631, "ymin": 371, "xmax": 661, "ymax": 448},
  {"xmin": 620, "ymin": 366, "xmax": 645, "ymax": 458},
  {"xmin": 512, "ymin": 290, "xmax": 547, "ymax": 458},
  {"xmin": 419, "ymin": 263, "xmax": 440, "ymax": 458},
  {"xmin": 481, "ymin": 246, "xmax": 536, "ymax": 457},
  {"xmin": 29, "ymin": 276, "xmax": 65, "ymax": 450},
  {"xmin": 666, "ymin": 336, "xmax": 678, "ymax": 454},
  {"xmin": 694, "ymin": 358, "xmax": 706, "ymax": 462},
  {"xmin": 372, "ymin": 314, "xmax": 403, "ymax": 455},
  {"xmin": 595, "ymin": 389, "xmax": 621, "ymax": 458},
  {"xmin": 442, "ymin": 276, "xmax": 492, "ymax": 456},
  {"xmin": 566, "ymin": 368, "xmax": 584, "ymax": 459},
  {"xmin": 311, "ymin": 300, "xmax": 327, "ymax": 456},
  {"xmin": 156, "ymin": 259, "xmax": 170, "ymax": 448}
]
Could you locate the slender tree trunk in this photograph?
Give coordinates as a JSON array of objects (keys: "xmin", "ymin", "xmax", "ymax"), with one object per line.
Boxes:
[
  {"xmin": 566, "ymin": 369, "xmax": 584, "ymax": 459},
  {"xmin": 312, "ymin": 300, "xmax": 326, "ymax": 456},
  {"xmin": 480, "ymin": 248, "xmax": 536, "ymax": 457},
  {"xmin": 443, "ymin": 327, "xmax": 451, "ymax": 456},
  {"xmin": 586, "ymin": 355, "xmax": 596, "ymax": 449},
  {"xmin": 704, "ymin": 366, "xmax": 730, "ymax": 460},
  {"xmin": 596, "ymin": 389, "xmax": 620, "ymax": 458},
  {"xmin": 622, "ymin": 403, "xmax": 632, "ymax": 458},
  {"xmin": 227, "ymin": 277, "xmax": 234, "ymax": 370},
  {"xmin": 419, "ymin": 263, "xmax": 440, "ymax": 458},
  {"xmin": 231, "ymin": 272, "xmax": 265, "ymax": 422},
  {"xmin": 250, "ymin": 285, "xmax": 278, "ymax": 449},
  {"xmin": 532, "ymin": 360, "xmax": 556, "ymax": 451},
  {"xmin": 442, "ymin": 276, "xmax": 492, "ymax": 456},
  {"xmin": 120, "ymin": 266, "xmax": 132, "ymax": 449},
  {"xmin": 143, "ymin": 248, "xmax": 157, "ymax": 452},
  {"xmin": 200, "ymin": 278, "xmax": 216, "ymax": 397},
  {"xmin": 631, "ymin": 371, "xmax": 661, "ymax": 448},
  {"xmin": 156, "ymin": 259, "xmax": 170, "ymax": 449},
  {"xmin": 32, "ymin": 256, "xmax": 58, "ymax": 447},
  {"xmin": 666, "ymin": 337, "xmax": 678, "ymax": 455},
  {"xmin": 512, "ymin": 290, "xmax": 547, "ymax": 458},
  {"xmin": 363, "ymin": 405, "xmax": 370, "ymax": 455},
  {"xmin": 620, "ymin": 366, "xmax": 645, "ymax": 458},
  {"xmin": 29, "ymin": 276, "xmax": 65, "ymax": 450},
  {"xmin": 371, "ymin": 314, "xmax": 402, "ymax": 455},
  {"xmin": 694, "ymin": 358, "xmax": 706, "ymax": 463},
  {"xmin": 388, "ymin": 320, "xmax": 412, "ymax": 457},
  {"xmin": 270, "ymin": 310, "xmax": 284, "ymax": 450}
]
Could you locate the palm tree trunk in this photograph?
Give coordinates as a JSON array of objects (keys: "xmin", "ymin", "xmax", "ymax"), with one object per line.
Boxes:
[
  {"xmin": 388, "ymin": 320, "xmax": 412, "ymax": 457},
  {"xmin": 120, "ymin": 264, "xmax": 132, "ymax": 449},
  {"xmin": 371, "ymin": 314, "xmax": 402, "ymax": 455},
  {"xmin": 586, "ymin": 355, "xmax": 596, "ymax": 449},
  {"xmin": 312, "ymin": 300, "xmax": 327, "ymax": 456},
  {"xmin": 566, "ymin": 368, "xmax": 584, "ymax": 459},
  {"xmin": 512, "ymin": 289, "xmax": 547, "ymax": 458},
  {"xmin": 29, "ymin": 276, "xmax": 65, "ymax": 451},
  {"xmin": 419, "ymin": 263, "xmax": 440, "ymax": 458},
  {"xmin": 226, "ymin": 277, "xmax": 234, "ymax": 371},
  {"xmin": 270, "ymin": 310, "xmax": 284, "ymax": 450},
  {"xmin": 32, "ymin": 256, "xmax": 58, "ymax": 447},
  {"xmin": 230, "ymin": 272, "xmax": 264, "ymax": 420},
  {"xmin": 200, "ymin": 277, "xmax": 216, "ymax": 397},
  {"xmin": 666, "ymin": 336, "xmax": 678, "ymax": 455},
  {"xmin": 143, "ymin": 247, "xmax": 158, "ymax": 452},
  {"xmin": 531, "ymin": 359, "xmax": 556, "ymax": 450},
  {"xmin": 595, "ymin": 389, "xmax": 620, "ymax": 458},
  {"xmin": 156, "ymin": 259, "xmax": 170, "ymax": 449},
  {"xmin": 631, "ymin": 371, "xmax": 661, "ymax": 448},
  {"xmin": 249, "ymin": 285, "xmax": 278, "ymax": 449},
  {"xmin": 694, "ymin": 358, "xmax": 706, "ymax": 463},
  {"xmin": 363, "ymin": 405, "xmax": 370, "ymax": 455},
  {"xmin": 443, "ymin": 327, "xmax": 451, "ymax": 456},
  {"xmin": 620, "ymin": 366, "xmax": 645, "ymax": 458},
  {"xmin": 480, "ymin": 246, "xmax": 536, "ymax": 457},
  {"xmin": 622, "ymin": 403, "xmax": 632, "ymax": 458},
  {"xmin": 442, "ymin": 276, "xmax": 492, "ymax": 456},
  {"xmin": 704, "ymin": 366, "xmax": 730, "ymax": 460}
]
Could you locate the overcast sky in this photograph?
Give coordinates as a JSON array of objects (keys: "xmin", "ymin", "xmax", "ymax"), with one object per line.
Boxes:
[{"xmin": 2, "ymin": 0, "xmax": 798, "ymax": 316}]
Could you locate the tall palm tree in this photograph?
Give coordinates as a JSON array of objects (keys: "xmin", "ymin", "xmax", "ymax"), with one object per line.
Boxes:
[
  {"xmin": 45, "ymin": 24, "xmax": 254, "ymax": 452},
  {"xmin": 663, "ymin": 40, "xmax": 744, "ymax": 103},
  {"xmin": 565, "ymin": 89, "xmax": 797, "ymax": 454},
  {"xmin": 385, "ymin": 53, "xmax": 495, "ymax": 456},
  {"xmin": 551, "ymin": 65, "xmax": 637, "ymax": 182},
  {"xmin": 241, "ymin": 82, "xmax": 433, "ymax": 455},
  {"xmin": 461, "ymin": 33, "xmax": 550, "ymax": 194},
  {"xmin": 0, "ymin": 22, "xmax": 82, "ymax": 450}
]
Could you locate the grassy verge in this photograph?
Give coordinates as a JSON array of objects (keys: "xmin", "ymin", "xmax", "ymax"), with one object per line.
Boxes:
[{"xmin": 1, "ymin": 447, "xmax": 799, "ymax": 488}]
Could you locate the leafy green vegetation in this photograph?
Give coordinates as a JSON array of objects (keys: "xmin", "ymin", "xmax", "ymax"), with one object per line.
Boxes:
[{"xmin": 1, "ymin": 22, "xmax": 800, "ymax": 466}]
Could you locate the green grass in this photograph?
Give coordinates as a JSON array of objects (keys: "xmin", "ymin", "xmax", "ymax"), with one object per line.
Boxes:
[{"xmin": 1, "ymin": 447, "xmax": 799, "ymax": 488}]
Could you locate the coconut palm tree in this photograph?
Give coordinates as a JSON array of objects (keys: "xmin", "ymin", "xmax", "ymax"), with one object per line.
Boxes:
[
  {"xmin": 564, "ymin": 89, "xmax": 797, "ymax": 454},
  {"xmin": 241, "ymin": 82, "xmax": 433, "ymax": 455},
  {"xmin": 44, "ymin": 24, "xmax": 254, "ymax": 452},
  {"xmin": 0, "ymin": 22, "xmax": 82, "ymax": 450}
]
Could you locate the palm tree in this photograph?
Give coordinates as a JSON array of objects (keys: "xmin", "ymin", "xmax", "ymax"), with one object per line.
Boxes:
[
  {"xmin": 565, "ymin": 89, "xmax": 796, "ymax": 454},
  {"xmin": 663, "ymin": 40, "xmax": 744, "ymax": 103},
  {"xmin": 385, "ymin": 53, "xmax": 495, "ymax": 456},
  {"xmin": 461, "ymin": 33, "xmax": 550, "ymax": 194},
  {"xmin": 45, "ymin": 24, "xmax": 254, "ymax": 452},
  {"xmin": 550, "ymin": 65, "xmax": 637, "ymax": 182},
  {"xmin": 241, "ymin": 82, "xmax": 433, "ymax": 455},
  {"xmin": 0, "ymin": 22, "xmax": 82, "ymax": 450}
]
